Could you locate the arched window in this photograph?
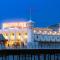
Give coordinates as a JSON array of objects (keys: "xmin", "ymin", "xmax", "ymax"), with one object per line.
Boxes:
[
  {"xmin": 12, "ymin": 33, "xmax": 14, "ymax": 36},
  {"xmin": 25, "ymin": 32, "xmax": 27, "ymax": 35},
  {"xmin": 19, "ymin": 33, "xmax": 21, "ymax": 35}
]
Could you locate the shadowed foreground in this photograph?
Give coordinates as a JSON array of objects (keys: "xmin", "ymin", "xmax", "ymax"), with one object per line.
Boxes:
[{"xmin": 0, "ymin": 49, "xmax": 60, "ymax": 60}]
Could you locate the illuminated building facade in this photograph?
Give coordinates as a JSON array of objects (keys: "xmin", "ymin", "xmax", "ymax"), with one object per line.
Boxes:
[
  {"xmin": 0, "ymin": 20, "xmax": 60, "ymax": 49},
  {"xmin": 0, "ymin": 20, "xmax": 60, "ymax": 60},
  {"xmin": 0, "ymin": 20, "xmax": 34, "ymax": 48}
]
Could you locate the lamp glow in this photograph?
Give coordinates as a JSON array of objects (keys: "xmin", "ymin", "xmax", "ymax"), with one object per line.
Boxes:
[{"xmin": 3, "ymin": 22, "xmax": 27, "ymax": 29}]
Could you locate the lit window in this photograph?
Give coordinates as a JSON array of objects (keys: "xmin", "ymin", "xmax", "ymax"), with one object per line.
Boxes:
[
  {"xmin": 34, "ymin": 30, "xmax": 36, "ymax": 33},
  {"xmin": 24, "ymin": 32, "xmax": 28, "ymax": 39},
  {"xmin": 10, "ymin": 32, "xmax": 15, "ymax": 40},
  {"xmin": 19, "ymin": 33, "xmax": 21, "ymax": 35},
  {"xmin": 25, "ymin": 32, "xmax": 27, "ymax": 35},
  {"xmin": 52, "ymin": 31, "xmax": 57, "ymax": 35},
  {"xmin": 39, "ymin": 31, "xmax": 41, "ymax": 33},
  {"xmin": 16, "ymin": 32, "xmax": 21, "ymax": 39},
  {"xmin": 6, "ymin": 33, "xmax": 8, "ymax": 36},
  {"xmin": 12, "ymin": 33, "xmax": 14, "ymax": 36}
]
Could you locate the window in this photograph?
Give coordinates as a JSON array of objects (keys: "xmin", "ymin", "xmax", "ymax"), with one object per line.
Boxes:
[
  {"xmin": 12, "ymin": 33, "xmax": 14, "ymax": 36},
  {"xmin": 5, "ymin": 33, "xmax": 8, "ymax": 36},
  {"xmin": 37, "ymin": 35, "xmax": 38, "ymax": 38},
  {"xmin": 19, "ymin": 33, "xmax": 21, "ymax": 35},
  {"xmin": 25, "ymin": 32, "xmax": 27, "ymax": 35}
]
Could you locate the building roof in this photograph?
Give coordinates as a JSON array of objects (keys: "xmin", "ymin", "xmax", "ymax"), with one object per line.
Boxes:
[
  {"xmin": 28, "ymin": 20, "xmax": 34, "ymax": 23},
  {"xmin": 48, "ymin": 23, "xmax": 60, "ymax": 29},
  {"xmin": 33, "ymin": 28, "xmax": 52, "ymax": 31}
]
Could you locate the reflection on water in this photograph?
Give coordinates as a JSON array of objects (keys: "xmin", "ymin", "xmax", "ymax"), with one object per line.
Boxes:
[{"xmin": 0, "ymin": 54, "xmax": 60, "ymax": 60}]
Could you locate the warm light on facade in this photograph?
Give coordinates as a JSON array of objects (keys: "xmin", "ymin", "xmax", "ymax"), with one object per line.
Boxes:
[
  {"xmin": 10, "ymin": 32, "xmax": 15, "ymax": 40},
  {"xmin": 2, "ymin": 31, "xmax": 28, "ymax": 47},
  {"xmin": 8, "ymin": 40, "xmax": 14, "ymax": 46},
  {"xmin": 16, "ymin": 32, "xmax": 21, "ymax": 40},
  {"xmin": 24, "ymin": 32, "xmax": 28, "ymax": 39},
  {"xmin": 3, "ymin": 22, "xmax": 27, "ymax": 29},
  {"xmin": 4, "ymin": 36, "xmax": 8, "ymax": 40},
  {"xmin": 1, "ymin": 20, "xmax": 34, "ymax": 48},
  {"xmin": 3, "ymin": 23, "xmax": 9, "ymax": 29},
  {"xmin": 17, "ymin": 36, "xmax": 21, "ymax": 40},
  {"xmin": 24, "ymin": 35, "xmax": 27, "ymax": 39},
  {"xmin": 3, "ymin": 32, "xmax": 8, "ymax": 39}
]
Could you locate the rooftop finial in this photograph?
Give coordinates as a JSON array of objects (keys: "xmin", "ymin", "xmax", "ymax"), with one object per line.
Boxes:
[
  {"xmin": 28, "ymin": 8, "xmax": 34, "ymax": 23},
  {"xmin": 30, "ymin": 8, "xmax": 32, "ymax": 20}
]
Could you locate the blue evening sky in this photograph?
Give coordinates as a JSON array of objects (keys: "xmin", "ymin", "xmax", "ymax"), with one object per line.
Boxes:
[{"xmin": 0, "ymin": 0, "xmax": 60, "ymax": 27}]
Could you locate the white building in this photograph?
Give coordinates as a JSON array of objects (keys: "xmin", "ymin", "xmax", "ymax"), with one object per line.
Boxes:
[{"xmin": 0, "ymin": 19, "xmax": 60, "ymax": 49}]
